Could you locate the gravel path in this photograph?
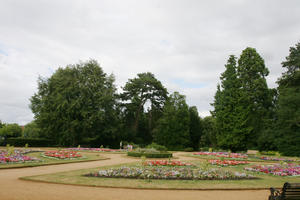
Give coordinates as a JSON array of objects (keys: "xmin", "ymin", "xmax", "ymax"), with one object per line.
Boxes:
[{"xmin": 0, "ymin": 152, "xmax": 269, "ymax": 200}]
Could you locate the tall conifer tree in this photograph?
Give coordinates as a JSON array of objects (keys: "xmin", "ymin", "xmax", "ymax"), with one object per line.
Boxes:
[
  {"xmin": 212, "ymin": 55, "xmax": 248, "ymax": 151},
  {"xmin": 276, "ymin": 42, "xmax": 300, "ymax": 156},
  {"xmin": 237, "ymin": 47, "xmax": 273, "ymax": 148}
]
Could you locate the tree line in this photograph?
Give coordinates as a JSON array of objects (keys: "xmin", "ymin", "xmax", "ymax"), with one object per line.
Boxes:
[
  {"xmin": 26, "ymin": 61, "xmax": 210, "ymax": 150},
  {"xmin": 0, "ymin": 41, "xmax": 299, "ymax": 156}
]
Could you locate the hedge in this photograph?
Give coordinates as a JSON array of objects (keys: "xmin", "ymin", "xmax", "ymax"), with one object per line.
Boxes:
[
  {"xmin": 127, "ymin": 151, "xmax": 172, "ymax": 158},
  {"xmin": 4, "ymin": 137, "xmax": 55, "ymax": 147}
]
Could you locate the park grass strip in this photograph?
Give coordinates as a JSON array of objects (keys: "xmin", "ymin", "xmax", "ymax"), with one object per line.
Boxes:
[{"xmin": 20, "ymin": 161, "xmax": 300, "ymax": 190}]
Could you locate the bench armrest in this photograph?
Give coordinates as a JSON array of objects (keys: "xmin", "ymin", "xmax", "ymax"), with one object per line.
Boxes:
[{"xmin": 269, "ymin": 188, "xmax": 282, "ymax": 200}]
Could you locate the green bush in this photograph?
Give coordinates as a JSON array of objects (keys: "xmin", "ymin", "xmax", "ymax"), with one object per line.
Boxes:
[
  {"xmin": 5, "ymin": 137, "xmax": 54, "ymax": 147},
  {"xmin": 184, "ymin": 147, "xmax": 194, "ymax": 152},
  {"xmin": 260, "ymin": 151, "xmax": 277, "ymax": 156},
  {"xmin": 127, "ymin": 151, "xmax": 172, "ymax": 158},
  {"xmin": 145, "ymin": 143, "xmax": 168, "ymax": 151},
  {"xmin": 199, "ymin": 147, "xmax": 210, "ymax": 151}
]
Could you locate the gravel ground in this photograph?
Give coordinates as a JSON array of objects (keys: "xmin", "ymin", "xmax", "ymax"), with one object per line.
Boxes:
[{"xmin": 0, "ymin": 152, "xmax": 269, "ymax": 200}]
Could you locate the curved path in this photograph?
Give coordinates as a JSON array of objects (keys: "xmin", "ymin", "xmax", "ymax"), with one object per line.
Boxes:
[{"xmin": 0, "ymin": 152, "xmax": 269, "ymax": 200}]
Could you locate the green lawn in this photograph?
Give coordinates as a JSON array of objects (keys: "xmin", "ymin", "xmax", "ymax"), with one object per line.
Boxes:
[
  {"xmin": 21, "ymin": 160, "xmax": 300, "ymax": 189},
  {"xmin": 0, "ymin": 151, "xmax": 107, "ymax": 169}
]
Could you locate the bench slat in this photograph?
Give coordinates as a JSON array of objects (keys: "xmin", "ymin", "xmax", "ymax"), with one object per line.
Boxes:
[{"xmin": 269, "ymin": 183, "xmax": 300, "ymax": 200}]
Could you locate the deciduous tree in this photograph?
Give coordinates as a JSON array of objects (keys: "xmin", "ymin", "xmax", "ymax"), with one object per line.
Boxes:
[{"xmin": 30, "ymin": 60, "xmax": 119, "ymax": 146}]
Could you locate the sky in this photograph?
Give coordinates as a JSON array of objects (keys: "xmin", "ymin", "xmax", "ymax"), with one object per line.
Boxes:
[{"xmin": 0, "ymin": 0, "xmax": 299, "ymax": 125}]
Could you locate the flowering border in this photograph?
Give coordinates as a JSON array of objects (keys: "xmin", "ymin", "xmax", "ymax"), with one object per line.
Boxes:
[
  {"xmin": 42, "ymin": 151, "xmax": 83, "ymax": 160},
  {"xmin": 144, "ymin": 160, "xmax": 195, "ymax": 167},
  {"xmin": 86, "ymin": 166, "xmax": 256, "ymax": 180},
  {"xmin": 209, "ymin": 159, "xmax": 248, "ymax": 166},
  {"xmin": 0, "ymin": 149, "xmax": 40, "ymax": 164},
  {"xmin": 244, "ymin": 164, "xmax": 300, "ymax": 176},
  {"xmin": 193, "ymin": 152, "xmax": 248, "ymax": 160}
]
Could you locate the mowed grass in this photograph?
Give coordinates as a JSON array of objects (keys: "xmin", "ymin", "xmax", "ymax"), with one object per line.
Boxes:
[
  {"xmin": 0, "ymin": 151, "xmax": 107, "ymax": 169},
  {"xmin": 21, "ymin": 160, "xmax": 300, "ymax": 189}
]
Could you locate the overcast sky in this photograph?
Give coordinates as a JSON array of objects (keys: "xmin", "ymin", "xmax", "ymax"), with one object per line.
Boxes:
[{"xmin": 0, "ymin": 0, "xmax": 299, "ymax": 125}]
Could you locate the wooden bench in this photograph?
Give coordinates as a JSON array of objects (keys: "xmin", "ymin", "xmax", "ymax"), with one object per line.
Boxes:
[{"xmin": 269, "ymin": 182, "xmax": 300, "ymax": 200}]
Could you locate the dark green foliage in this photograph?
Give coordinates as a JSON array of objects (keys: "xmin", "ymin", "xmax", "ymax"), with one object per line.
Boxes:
[
  {"xmin": 257, "ymin": 129, "xmax": 278, "ymax": 151},
  {"xmin": 153, "ymin": 92, "xmax": 190, "ymax": 150},
  {"xmin": 30, "ymin": 60, "xmax": 119, "ymax": 146},
  {"xmin": 183, "ymin": 147, "xmax": 194, "ymax": 152},
  {"xmin": 0, "ymin": 120, "xmax": 4, "ymax": 129},
  {"xmin": 276, "ymin": 42, "xmax": 300, "ymax": 156},
  {"xmin": 212, "ymin": 55, "xmax": 248, "ymax": 151},
  {"xmin": 212, "ymin": 48, "xmax": 274, "ymax": 151},
  {"xmin": 188, "ymin": 106, "xmax": 202, "ymax": 150},
  {"xmin": 237, "ymin": 48, "xmax": 273, "ymax": 148},
  {"xmin": 5, "ymin": 137, "xmax": 54, "ymax": 147},
  {"xmin": 127, "ymin": 151, "xmax": 172, "ymax": 158},
  {"xmin": 146, "ymin": 142, "xmax": 168, "ymax": 151},
  {"xmin": 23, "ymin": 121, "xmax": 41, "ymax": 138},
  {"xmin": 120, "ymin": 72, "xmax": 168, "ymax": 145},
  {"xmin": 0, "ymin": 123, "xmax": 22, "ymax": 138},
  {"xmin": 200, "ymin": 116, "xmax": 217, "ymax": 148}
]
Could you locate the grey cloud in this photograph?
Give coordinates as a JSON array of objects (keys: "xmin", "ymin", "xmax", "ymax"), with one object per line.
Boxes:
[{"xmin": 0, "ymin": 0, "xmax": 299, "ymax": 124}]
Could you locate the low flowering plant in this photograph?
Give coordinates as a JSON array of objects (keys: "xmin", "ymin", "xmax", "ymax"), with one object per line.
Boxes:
[
  {"xmin": 0, "ymin": 149, "xmax": 40, "ymax": 164},
  {"xmin": 67, "ymin": 148, "xmax": 122, "ymax": 152},
  {"xmin": 143, "ymin": 160, "xmax": 195, "ymax": 167},
  {"xmin": 85, "ymin": 166, "xmax": 255, "ymax": 180},
  {"xmin": 193, "ymin": 152, "xmax": 248, "ymax": 159},
  {"xmin": 43, "ymin": 150, "xmax": 82, "ymax": 159},
  {"xmin": 244, "ymin": 163, "xmax": 300, "ymax": 176},
  {"xmin": 258, "ymin": 156, "xmax": 297, "ymax": 162},
  {"xmin": 209, "ymin": 159, "xmax": 248, "ymax": 166}
]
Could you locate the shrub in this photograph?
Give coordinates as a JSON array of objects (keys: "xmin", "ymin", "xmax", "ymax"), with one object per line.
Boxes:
[
  {"xmin": 127, "ymin": 151, "xmax": 172, "ymax": 158},
  {"xmin": 184, "ymin": 147, "xmax": 194, "ymax": 152},
  {"xmin": 200, "ymin": 147, "xmax": 210, "ymax": 151},
  {"xmin": 259, "ymin": 151, "xmax": 277, "ymax": 156},
  {"xmin": 145, "ymin": 143, "xmax": 167, "ymax": 151}
]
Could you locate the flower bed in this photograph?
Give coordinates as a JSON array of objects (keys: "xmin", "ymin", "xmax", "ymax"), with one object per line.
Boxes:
[
  {"xmin": 193, "ymin": 152, "xmax": 248, "ymax": 159},
  {"xmin": 0, "ymin": 149, "xmax": 40, "ymax": 164},
  {"xmin": 86, "ymin": 166, "xmax": 255, "ymax": 180},
  {"xmin": 209, "ymin": 159, "xmax": 248, "ymax": 166},
  {"xmin": 43, "ymin": 150, "xmax": 82, "ymax": 159},
  {"xmin": 144, "ymin": 160, "xmax": 194, "ymax": 167},
  {"xmin": 244, "ymin": 164, "xmax": 300, "ymax": 176},
  {"xmin": 258, "ymin": 156, "xmax": 297, "ymax": 162},
  {"xmin": 67, "ymin": 148, "xmax": 122, "ymax": 152}
]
